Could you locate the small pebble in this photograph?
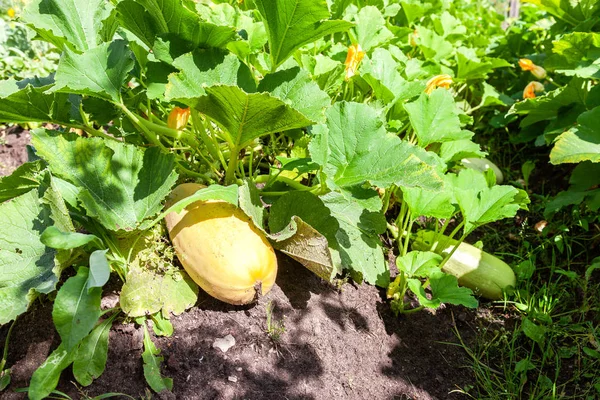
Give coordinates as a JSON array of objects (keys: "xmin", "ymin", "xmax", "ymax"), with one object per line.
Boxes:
[
  {"xmin": 213, "ymin": 334, "xmax": 236, "ymax": 353},
  {"xmin": 228, "ymin": 376, "xmax": 238, "ymax": 383}
]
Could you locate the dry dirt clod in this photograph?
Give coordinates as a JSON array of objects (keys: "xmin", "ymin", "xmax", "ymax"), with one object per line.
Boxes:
[{"xmin": 213, "ymin": 334, "xmax": 236, "ymax": 353}]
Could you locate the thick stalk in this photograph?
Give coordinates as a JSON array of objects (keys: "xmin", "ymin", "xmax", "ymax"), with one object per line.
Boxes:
[
  {"xmin": 118, "ymin": 104, "xmax": 167, "ymax": 151},
  {"xmin": 225, "ymin": 147, "xmax": 240, "ymax": 185},
  {"xmin": 402, "ymin": 218, "xmax": 414, "ymax": 256}
]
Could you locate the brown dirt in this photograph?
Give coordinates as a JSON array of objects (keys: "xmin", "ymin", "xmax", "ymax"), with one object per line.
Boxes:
[
  {"xmin": 0, "ymin": 254, "xmax": 481, "ymax": 400},
  {"xmin": 0, "ymin": 126, "xmax": 30, "ymax": 177}
]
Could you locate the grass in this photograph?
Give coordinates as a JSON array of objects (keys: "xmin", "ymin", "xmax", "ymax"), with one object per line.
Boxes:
[{"xmin": 452, "ymin": 124, "xmax": 600, "ymax": 399}]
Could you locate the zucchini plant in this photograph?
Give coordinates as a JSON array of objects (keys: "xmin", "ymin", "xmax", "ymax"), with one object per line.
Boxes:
[{"xmin": 0, "ymin": 0, "xmax": 531, "ymax": 396}]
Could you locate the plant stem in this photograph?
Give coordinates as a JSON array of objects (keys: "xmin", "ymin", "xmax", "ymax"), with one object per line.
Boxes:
[
  {"xmin": 382, "ymin": 185, "xmax": 396, "ymax": 214},
  {"xmin": 0, "ymin": 318, "xmax": 16, "ymax": 371},
  {"xmin": 225, "ymin": 147, "xmax": 239, "ymax": 185},
  {"xmin": 401, "ymin": 305, "xmax": 425, "ymax": 314},
  {"xmin": 402, "ymin": 218, "xmax": 414, "ymax": 256},
  {"xmin": 439, "ymin": 232, "xmax": 468, "ymax": 270},
  {"xmin": 447, "ymin": 220, "xmax": 465, "ymax": 241},
  {"xmin": 118, "ymin": 104, "xmax": 167, "ymax": 151}
]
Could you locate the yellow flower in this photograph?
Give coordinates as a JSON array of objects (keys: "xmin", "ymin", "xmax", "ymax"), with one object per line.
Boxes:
[
  {"xmin": 523, "ymin": 81, "xmax": 544, "ymax": 99},
  {"xmin": 344, "ymin": 44, "xmax": 365, "ymax": 81},
  {"xmin": 518, "ymin": 58, "xmax": 546, "ymax": 80},
  {"xmin": 409, "ymin": 28, "xmax": 418, "ymax": 47},
  {"xmin": 167, "ymin": 107, "xmax": 190, "ymax": 130},
  {"xmin": 425, "ymin": 74, "xmax": 453, "ymax": 95},
  {"xmin": 7, "ymin": 8, "xmax": 15, "ymax": 18}
]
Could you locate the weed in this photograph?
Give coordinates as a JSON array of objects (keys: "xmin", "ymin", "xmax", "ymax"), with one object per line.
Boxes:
[{"xmin": 265, "ymin": 301, "xmax": 285, "ymax": 342}]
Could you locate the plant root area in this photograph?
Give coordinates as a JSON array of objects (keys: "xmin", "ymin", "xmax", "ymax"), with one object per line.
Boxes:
[
  {"xmin": 0, "ymin": 254, "xmax": 488, "ymax": 400},
  {"xmin": 0, "ymin": 128, "xmax": 484, "ymax": 399}
]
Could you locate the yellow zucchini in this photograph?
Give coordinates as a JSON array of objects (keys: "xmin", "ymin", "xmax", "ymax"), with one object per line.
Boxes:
[{"xmin": 164, "ymin": 183, "xmax": 277, "ymax": 305}]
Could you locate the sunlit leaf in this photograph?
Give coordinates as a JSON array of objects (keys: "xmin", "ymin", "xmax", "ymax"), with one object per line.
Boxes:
[
  {"xmin": 550, "ymin": 106, "xmax": 600, "ymax": 164},
  {"xmin": 49, "ymin": 40, "xmax": 134, "ymax": 103},
  {"xmin": 22, "ymin": 0, "xmax": 113, "ymax": 52},
  {"xmin": 32, "ymin": 130, "xmax": 178, "ymax": 232},
  {"xmin": 254, "ymin": 0, "xmax": 352, "ymax": 69},
  {"xmin": 310, "ymin": 101, "xmax": 444, "ymax": 190}
]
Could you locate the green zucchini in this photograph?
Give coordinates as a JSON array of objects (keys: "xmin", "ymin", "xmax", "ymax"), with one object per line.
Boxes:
[{"xmin": 412, "ymin": 230, "xmax": 516, "ymax": 299}]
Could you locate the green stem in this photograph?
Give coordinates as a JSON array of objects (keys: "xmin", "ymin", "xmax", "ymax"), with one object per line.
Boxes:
[
  {"xmin": 66, "ymin": 123, "xmax": 119, "ymax": 142},
  {"xmin": 432, "ymin": 218, "xmax": 452, "ymax": 252},
  {"xmin": 439, "ymin": 232, "xmax": 468, "ymax": 270},
  {"xmin": 137, "ymin": 118, "xmax": 195, "ymax": 142},
  {"xmin": 401, "ymin": 305, "xmax": 425, "ymax": 314},
  {"xmin": 0, "ymin": 317, "xmax": 16, "ymax": 371},
  {"xmin": 176, "ymin": 163, "xmax": 210, "ymax": 181},
  {"xmin": 118, "ymin": 104, "xmax": 167, "ymax": 151},
  {"xmin": 546, "ymin": 76, "xmax": 564, "ymax": 88},
  {"xmin": 447, "ymin": 220, "xmax": 465, "ymax": 241},
  {"xmin": 381, "ymin": 185, "xmax": 396, "ymax": 214},
  {"xmin": 191, "ymin": 110, "xmax": 224, "ymax": 168},
  {"xmin": 402, "ymin": 218, "xmax": 414, "ymax": 257},
  {"xmin": 225, "ymin": 147, "xmax": 239, "ymax": 185}
]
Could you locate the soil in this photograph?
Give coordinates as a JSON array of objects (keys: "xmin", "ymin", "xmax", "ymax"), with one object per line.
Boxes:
[
  {"xmin": 0, "ymin": 126, "xmax": 30, "ymax": 177},
  {"xmin": 0, "ymin": 127, "xmax": 485, "ymax": 399},
  {"xmin": 1, "ymin": 254, "xmax": 483, "ymax": 400}
]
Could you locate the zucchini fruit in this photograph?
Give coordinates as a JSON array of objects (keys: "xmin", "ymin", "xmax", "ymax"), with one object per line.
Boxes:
[
  {"xmin": 164, "ymin": 183, "xmax": 278, "ymax": 305},
  {"xmin": 412, "ymin": 230, "xmax": 515, "ymax": 299}
]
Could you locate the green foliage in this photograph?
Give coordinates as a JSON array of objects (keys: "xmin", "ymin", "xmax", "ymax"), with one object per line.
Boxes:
[
  {"xmin": 10, "ymin": 0, "xmax": 599, "ymax": 396},
  {"xmin": 142, "ymin": 323, "xmax": 173, "ymax": 393},
  {"xmin": 0, "ymin": 187, "xmax": 59, "ymax": 325}
]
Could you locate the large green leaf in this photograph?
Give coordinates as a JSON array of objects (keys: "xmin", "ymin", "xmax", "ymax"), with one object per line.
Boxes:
[
  {"xmin": 405, "ymin": 89, "xmax": 471, "ymax": 147},
  {"xmin": 396, "ymin": 251, "xmax": 442, "ymax": 278},
  {"xmin": 22, "ymin": 0, "xmax": 113, "ymax": 52},
  {"xmin": 401, "ymin": 185, "xmax": 456, "ymax": 220},
  {"xmin": 258, "ymin": 67, "xmax": 331, "ymax": 123},
  {"xmin": 49, "ymin": 40, "xmax": 134, "ymax": 103},
  {"xmin": 508, "ymin": 79, "xmax": 589, "ymax": 127},
  {"xmin": 352, "ymin": 6, "xmax": 394, "ymax": 51},
  {"xmin": 0, "ymin": 189, "xmax": 58, "ymax": 325},
  {"xmin": 321, "ymin": 188, "xmax": 389, "ymax": 286},
  {"xmin": 550, "ymin": 106, "xmax": 600, "ymax": 164},
  {"xmin": 522, "ymin": 0, "xmax": 599, "ymax": 26},
  {"xmin": 309, "ymin": 101, "xmax": 443, "ymax": 190},
  {"xmin": 546, "ymin": 32, "xmax": 600, "ymax": 78},
  {"xmin": 416, "ymin": 26, "xmax": 453, "ymax": 61},
  {"xmin": 361, "ymin": 48, "xmax": 406, "ymax": 104},
  {"xmin": 254, "ymin": 0, "xmax": 352, "ymax": 69},
  {"xmin": 0, "ymin": 77, "xmax": 78, "ymax": 125},
  {"xmin": 32, "ymin": 130, "xmax": 178, "ymax": 232},
  {"xmin": 0, "ymin": 160, "xmax": 46, "ymax": 202},
  {"xmin": 195, "ymin": 85, "xmax": 313, "ymax": 148},
  {"xmin": 456, "ymin": 49, "xmax": 510, "ymax": 80},
  {"xmin": 116, "ymin": 0, "xmax": 236, "ymax": 61},
  {"xmin": 73, "ymin": 313, "xmax": 117, "ymax": 386},
  {"xmin": 165, "ymin": 48, "xmax": 256, "ymax": 104},
  {"xmin": 52, "ymin": 267, "xmax": 102, "ymax": 351},
  {"xmin": 452, "ymin": 169, "xmax": 529, "ymax": 234}
]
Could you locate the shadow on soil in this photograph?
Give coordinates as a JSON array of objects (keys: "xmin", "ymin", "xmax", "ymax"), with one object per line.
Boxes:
[{"xmin": 1, "ymin": 254, "xmax": 478, "ymax": 400}]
